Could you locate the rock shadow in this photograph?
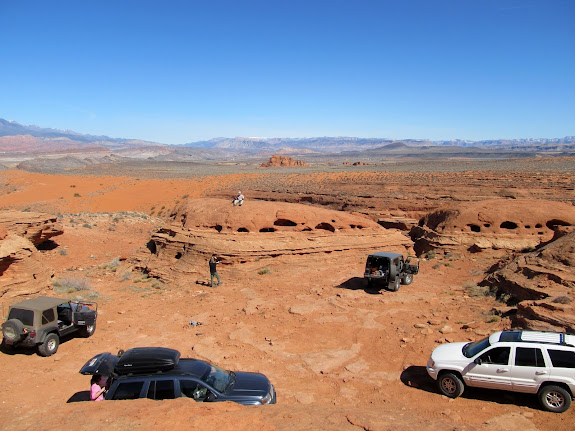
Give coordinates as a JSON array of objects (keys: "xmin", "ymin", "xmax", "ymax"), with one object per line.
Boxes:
[
  {"xmin": 400, "ymin": 365, "xmax": 541, "ymax": 411},
  {"xmin": 335, "ymin": 277, "xmax": 384, "ymax": 295}
]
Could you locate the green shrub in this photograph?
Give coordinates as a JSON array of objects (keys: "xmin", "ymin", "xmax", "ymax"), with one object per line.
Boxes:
[{"xmin": 258, "ymin": 267, "xmax": 272, "ymax": 275}]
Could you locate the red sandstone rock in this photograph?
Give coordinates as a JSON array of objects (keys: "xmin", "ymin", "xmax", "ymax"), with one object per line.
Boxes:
[{"xmin": 260, "ymin": 154, "xmax": 308, "ymax": 167}]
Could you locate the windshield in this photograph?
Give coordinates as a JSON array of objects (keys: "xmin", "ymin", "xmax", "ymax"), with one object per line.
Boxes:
[
  {"xmin": 462, "ymin": 336, "xmax": 490, "ymax": 358},
  {"xmin": 201, "ymin": 363, "xmax": 231, "ymax": 393},
  {"xmin": 8, "ymin": 308, "xmax": 34, "ymax": 326}
]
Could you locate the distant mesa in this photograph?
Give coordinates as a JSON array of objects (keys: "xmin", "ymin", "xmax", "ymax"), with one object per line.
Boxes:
[
  {"xmin": 260, "ymin": 154, "xmax": 308, "ymax": 167},
  {"xmin": 410, "ymin": 199, "xmax": 575, "ymax": 255}
]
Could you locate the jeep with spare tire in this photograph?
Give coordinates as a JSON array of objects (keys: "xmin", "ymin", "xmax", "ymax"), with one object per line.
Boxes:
[
  {"xmin": 364, "ymin": 251, "xmax": 420, "ymax": 291},
  {"xmin": 1, "ymin": 296, "xmax": 98, "ymax": 356}
]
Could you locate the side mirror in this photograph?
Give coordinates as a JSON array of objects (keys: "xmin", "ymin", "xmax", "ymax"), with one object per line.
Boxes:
[
  {"xmin": 474, "ymin": 357, "xmax": 482, "ymax": 365},
  {"xmin": 205, "ymin": 391, "xmax": 216, "ymax": 402}
]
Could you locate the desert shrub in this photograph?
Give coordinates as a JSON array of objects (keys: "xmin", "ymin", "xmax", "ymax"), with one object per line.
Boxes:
[
  {"xmin": 553, "ymin": 296, "xmax": 573, "ymax": 304},
  {"xmin": 182, "ymin": 194, "xmax": 189, "ymax": 199},
  {"xmin": 74, "ymin": 193, "xmax": 81, "ymax": 197},
  {"xmin": 485, "ymin": 315, "xmax": 500, "ymax": 323},
  {"xmin": 58, "ymin": 249, "xmax": 68, "ymax": 256},
  {"xmin": 432, "ymin": 263, "xmax": 442, "ymax": 269},
  {"xmin": 119, "ymin": 271, "xmax": 131, "ymax": 282},
  {"xmin": 463, "ymin": 282, "xmax": 491, "ymax": 297},
  {"xmin": 425, "ymin": 250, "xmax": 436, "ymax": 260},
  {"xmin": 82, "ymin": 223, "xmax": 92, "ymax": 229},
  {"xmin": 498, "ymin": 293, "xmax": 512, "ymax": 304},
  {"xmin": 258, "ymin": 267, "xmax": 272, "ymax": 275},
  {"xmin": 53, "ymin": 277, "xmax": 91, "ymax": 293}
]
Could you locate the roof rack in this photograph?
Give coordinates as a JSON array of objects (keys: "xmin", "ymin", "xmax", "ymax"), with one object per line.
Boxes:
[
  {"xmin": 115, "ymin": 347, "xmax": 181, "ymax": 375},
  {"xmin": 500, "ymin": 330, "xmax": 575, "ymax": 348}
]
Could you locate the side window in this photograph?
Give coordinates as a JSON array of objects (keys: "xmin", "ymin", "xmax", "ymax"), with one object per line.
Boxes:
[
  {"xmin": 111, "ymin": 381, "xmax": 144, "ymax": 400},
  {"xmin": 548, "ymin": 350, "xmax": 575, "ymax": 368},
  {"xmin": 147, "ymin": 380, "xmax": 175, "ymax": 400},
  {"xmin": 478, "ymin": 347, "xmax": 510, "ymax": 365},
  {"xmin": 42, "ymin": 308, "xmax": 55, "ymax": 325},
  {"xmin": 515, "ymin": 347, "xmax": 545, "ymax": 367},
  {"xmin": 180, "ymin": 380, "xmax": 208, "ymax": 401}
]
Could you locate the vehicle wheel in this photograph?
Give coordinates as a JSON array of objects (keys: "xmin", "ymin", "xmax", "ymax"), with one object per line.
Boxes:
[
  {"xmin": 401, "ymin": 273, "xmax": 413, "ymax": 285},
  {"xmin": 2, "ymin": 319, "xmax": 25, "ymax": 342},
  {"xmin": 38, "ymin": 333, "xmax": 59, "ymax": 357},
  {"xmin": 437, "ymin": 372, "xmax": 465, "ymax": 398},
  {"xmin": 79, "ymin": 323, "xmax": 96, "ymax": 338},
  {"xmin": 390, "ymin": 277, "xmax": 400, "ymax": 292},
  {"xmin": 538, "ymin": 385, "xmax": 572, "ymax": 413}
]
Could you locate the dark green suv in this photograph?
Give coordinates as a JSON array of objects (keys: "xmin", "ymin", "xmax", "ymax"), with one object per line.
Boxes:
[{"xmin": 1, "ymin": 296, "xmax": 97, "ymax": 356}]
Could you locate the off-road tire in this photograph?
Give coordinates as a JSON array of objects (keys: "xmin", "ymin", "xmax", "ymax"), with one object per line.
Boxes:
[
  {"xmin": 437, "ymin": 372, "xmax": 465, "ymax": 398},
  {"xmin": 538, "ymin": 385, "xmax": 572, "ymax": 413},
  {"xmin": 401, "ymin": 273, "xmax": 414, "ymax": 285},
  {"xmin": 38, "ymin": 333, "xmax": 59, "ymax": 357},
  {"xmin": 390, "ymin": 277, "xmax": 400, "ymax": 292},
  {"xmin": 2, "ymin": 319, "xmax": 25, "ymax": 342},
  {"xmin": 79, "ymin": 323, "xmax": 96, "ymax": 338}
]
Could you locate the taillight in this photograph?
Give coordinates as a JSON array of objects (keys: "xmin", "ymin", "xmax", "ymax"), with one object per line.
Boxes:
[{"xmin": 29, "ymin": 331, "xmax": 36, "ymax": 339}]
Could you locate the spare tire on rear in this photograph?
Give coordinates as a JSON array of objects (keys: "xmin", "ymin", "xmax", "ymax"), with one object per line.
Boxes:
[{"xmin": 2, "ymin": 319, "xmax": 25, "ymax": 342}]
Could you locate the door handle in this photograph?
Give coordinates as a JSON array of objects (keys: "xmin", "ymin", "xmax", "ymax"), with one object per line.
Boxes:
[
  {"xmin": 535, "ymin": 371, "xmax": 548, "ymax": 375},
  {"xmin": 497, "ymin": 368, "xmax": 509, "ymax": 373}
]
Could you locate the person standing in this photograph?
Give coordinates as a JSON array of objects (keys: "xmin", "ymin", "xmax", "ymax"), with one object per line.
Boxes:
[{"xmin": 209, "ymin": 254, "xmax": 221, "ymax": 287}]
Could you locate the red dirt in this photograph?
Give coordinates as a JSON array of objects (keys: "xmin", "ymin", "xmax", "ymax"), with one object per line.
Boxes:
[{"xmin": 1, "ymin": 166, "xmax": 574, "ymax": 430}]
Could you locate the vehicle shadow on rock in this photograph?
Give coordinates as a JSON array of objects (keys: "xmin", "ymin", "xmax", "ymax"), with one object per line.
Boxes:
[
  {"xmin": 335, "ymin": 277, "xmax": 383, "ymax": 295},
  {"xmin": 67, "ymin": 391, "xmax": 91, "ymax": 403},
  {"xmin": 400, "ymin": 366, "xmax": 540, "ymax": 411}
]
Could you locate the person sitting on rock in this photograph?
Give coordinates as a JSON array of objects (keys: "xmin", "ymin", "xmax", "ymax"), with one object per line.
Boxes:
[{"xmin": 233, "ymin": 191, "xmax": 244, "ymax": 206}]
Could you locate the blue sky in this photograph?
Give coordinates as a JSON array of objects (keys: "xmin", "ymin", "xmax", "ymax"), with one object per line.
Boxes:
[{"xmin": 1, "ymin": 0, "xmax": 573, "ymax": 145}]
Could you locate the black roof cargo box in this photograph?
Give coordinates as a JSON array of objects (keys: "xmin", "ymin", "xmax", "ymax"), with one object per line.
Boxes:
[{"xmin": 115, "ymin": 347, "xmax": 181, "ymax": 375}]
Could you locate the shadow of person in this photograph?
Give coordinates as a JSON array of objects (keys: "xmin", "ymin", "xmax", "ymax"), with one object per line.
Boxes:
[
  {"xmin": 67, "ymin": 391, "xmax": 91, "ymax": 403},
  {"xmin": 335, "ymin": 277, "xmax": 383, "ymax": 295}
]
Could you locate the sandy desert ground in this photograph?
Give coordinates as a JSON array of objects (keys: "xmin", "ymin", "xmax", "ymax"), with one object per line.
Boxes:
[{"xmin": 1, "ymin": 157, "xmax": 575, "ymax": 431}]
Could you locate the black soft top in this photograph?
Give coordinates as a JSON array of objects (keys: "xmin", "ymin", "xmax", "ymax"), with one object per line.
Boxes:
[{"xmin": 368, "ymin": 252, "xmax": 403, "ymax": 260}]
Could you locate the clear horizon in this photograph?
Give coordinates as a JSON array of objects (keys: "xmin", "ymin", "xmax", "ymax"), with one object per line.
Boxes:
[{"xmin": 1, "ymin": 1, "xmax": 573, "ymax": 145}]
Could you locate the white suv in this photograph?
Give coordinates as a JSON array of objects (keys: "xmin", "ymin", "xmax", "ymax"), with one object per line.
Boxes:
[{"xmin": 426, "ymin": 330, "xmax": 575, "ymax": 413}]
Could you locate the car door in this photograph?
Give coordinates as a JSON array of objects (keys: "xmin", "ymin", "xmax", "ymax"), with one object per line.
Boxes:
[
  {"xmin": 466, "ymin": 346, "xmax": 512, "ymax": 390},
  {"xmin": 509, "ymin": 346, "xmax": 549, "ymax": 393}
]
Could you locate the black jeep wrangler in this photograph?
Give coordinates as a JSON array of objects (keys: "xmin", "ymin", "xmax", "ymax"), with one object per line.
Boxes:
[
  {"xmin": 1, "ymin": 296, "xmax": 97, "ymax": 356},
  {"xmin": 364, "ymin": 251, "xmax": 420, "ymax": 291}
]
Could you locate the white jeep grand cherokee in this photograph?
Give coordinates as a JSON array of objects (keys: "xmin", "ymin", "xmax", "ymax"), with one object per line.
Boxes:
[{"xmin": 427, "ymin": 330, "xmax": 575, "ymax": 413}]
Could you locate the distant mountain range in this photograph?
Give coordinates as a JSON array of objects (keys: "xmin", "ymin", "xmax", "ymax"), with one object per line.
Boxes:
[
  {"xmin": 184, "ymin": 136, "xmax": 575, "ymax": 153},
  {"xmin": 1, "ymin": 118, "xmax": 574, "ymax": 160}
]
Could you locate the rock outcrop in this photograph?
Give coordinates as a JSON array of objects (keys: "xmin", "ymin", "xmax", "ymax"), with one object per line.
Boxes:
[
  {"xmin": 410, "ymin": 199, "xmax": 575, "ymax": 255},
  {"xmin": 0, "ymin": 211, "xmax": 63, "ymax": 299},
  {"xmin": 260, "ymin": 155, "xmax": 308, "ymax": 167},
  {"xmin": 483, "ymin": 231, "xmax": 575, "ymax": 332},
  {"xmin": 135, "ymin": 198, "xmax": 412, "ymax": 284}
]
